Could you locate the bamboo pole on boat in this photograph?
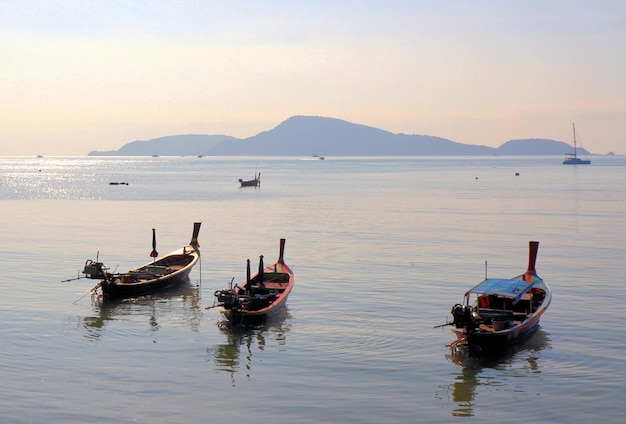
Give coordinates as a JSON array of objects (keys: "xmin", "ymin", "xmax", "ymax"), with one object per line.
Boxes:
[
  {"xmin": 190, "ymin": 222, "xmax": 201, "ymax": 250},
  {"xmin": 525, "ymin": 241, "xmax": 539, "ymax": 281},
  {"xmin": 278, "ymin": 238, "xmax": 286, "ymax": 264},
  {"xmin": 484, "ymin": 260, "xmax": 488, "ymax": 280},
  {"xmin": 258, "ymin": 255, "xmax": 264, "ymax": 284},
  {"xmin": 150, "ymin": 228, "xmax": 158, "ymax": 260}
]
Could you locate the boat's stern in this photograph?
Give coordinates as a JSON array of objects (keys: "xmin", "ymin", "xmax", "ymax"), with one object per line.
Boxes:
[
  {"xmin": 448, "ymin": 303, "xmax": 479, "ymax": 344},
  {"xmin": 82, "ymin": 259, "xmax": 108, "ymax": 279}
]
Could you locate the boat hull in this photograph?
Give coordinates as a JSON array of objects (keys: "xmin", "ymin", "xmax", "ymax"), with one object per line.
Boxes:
[
  {"xmin": 452, "ymin": 307, "xmax": 548, "ymax": 352},
  {"xmin": 239, "ymin": 173, "xmax": 261, "ymax": 187},
  {"xmin": 239, "ymin": 179, "xmax": 260, "ymax": 187},
  {"xmin": 220, "ymin": 291, "xmax": 290, "ymax": 322},
  {"xmin": 217, "ymin": 239, "xmax": 294, "ymax": 324},
  {"xmin": 101, "ymin": 246, "xmax": 200, "ymax": 300},
  {"xmin": 563, "ymin": 157, "xmax": 590, "ymax": 165}
]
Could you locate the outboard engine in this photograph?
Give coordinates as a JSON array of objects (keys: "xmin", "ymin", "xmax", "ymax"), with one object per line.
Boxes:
[
  {"xmin": 214, "ymin": 289, "xmax": 242, "ymax": 310},
  {"xmin": 451, "ymin": 304, "xmax": 476, "ymax": 330},
  {"xmin": 82, "ymin": 260, "xmax": 108, "ymax": 279}
]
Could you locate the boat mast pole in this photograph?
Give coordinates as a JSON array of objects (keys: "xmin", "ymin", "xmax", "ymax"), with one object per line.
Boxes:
[
  {"xmin": 150, "ymin": 228, "xmax": 158, "ymax": 262},
  {"xmin": 572, "ymin": 122, "xmax": 577, "ymax": 158}
]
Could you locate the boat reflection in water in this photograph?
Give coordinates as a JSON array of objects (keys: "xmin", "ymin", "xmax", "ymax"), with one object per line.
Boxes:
[
  {"xmin": 81, "ymin": 278, "xmax": 201, "ymax": 341},
  {"xmin": 442, "ymin": 328, "xmax": 551, "ymax": 418},
  {"xmin": 209, "ymin": 308, "xmax": 292, "ymax": 386}
]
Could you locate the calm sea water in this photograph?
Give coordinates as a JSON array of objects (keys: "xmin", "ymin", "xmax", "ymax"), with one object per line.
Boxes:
[{"xmin": 1, "ymin": 155, "xmax": 625, "ymax": 423}]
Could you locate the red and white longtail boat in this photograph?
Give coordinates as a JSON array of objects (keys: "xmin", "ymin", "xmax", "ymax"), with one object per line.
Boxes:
[
  {"xmin": 446, "ymin": 241, "xmax": 551, "ymax": 353},
  {"xmin": 214, "ymin": 238, "xmax": 294, "ymax": 324}
]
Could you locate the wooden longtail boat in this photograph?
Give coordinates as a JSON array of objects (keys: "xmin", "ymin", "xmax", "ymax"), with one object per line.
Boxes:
[
  {"xmin": 214, "ymin": 238, "xmax": 294, "ymax": 323},
  {"xmin": 238, "ymin": 173, "xmax": 260, "ymax": 187},
  {"xmin": 445, "ymin": 241, "xmax": 551, "ymax": 353},
  {"xmin": 83, "ymin": 222, "xmax": 201, "ymax": 300}
]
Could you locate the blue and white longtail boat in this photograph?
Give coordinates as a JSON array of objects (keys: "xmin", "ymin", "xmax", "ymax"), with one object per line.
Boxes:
[{"xmin": 448, "ymin": 241, "xmax": 551, "ymax": 353}]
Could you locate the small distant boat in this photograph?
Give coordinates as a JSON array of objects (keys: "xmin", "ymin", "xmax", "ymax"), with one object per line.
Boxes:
[
  {"xmin": 238, "ymin": 172, "xmax": 260, "ymax": 187},
  {"xmin": 83, "ymin": 223, "xmax": 202, "ymax": 300},
  {"xmin": 214, "ymin": 239, "xmax": 294, "ymax": 323},
  {"xmin": 36, "ymin": 154, "xmax": 44, "ymax": 158},
  {"xmin": 442, "ymin": 241, "xmax": 551, "ymax": 353},
  {"xmin": 563, "ymin": 123, "xmax": 591, "ymax": 165}
]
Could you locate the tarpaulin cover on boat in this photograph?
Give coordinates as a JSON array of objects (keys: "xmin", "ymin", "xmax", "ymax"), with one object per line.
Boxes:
[{"xmin": 466, "ymin": 277, "xmax": 535, "ymax": 303}]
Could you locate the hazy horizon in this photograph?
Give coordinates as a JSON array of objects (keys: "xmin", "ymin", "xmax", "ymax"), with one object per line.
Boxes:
[{"xmin": 2, "ymin": 1, "xmax": 625, "ymax": 155}]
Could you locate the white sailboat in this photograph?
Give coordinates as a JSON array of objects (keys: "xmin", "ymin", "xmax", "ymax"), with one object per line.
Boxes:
[{"xmin": 563, "ymin": 123, "xmax": 590, "ymax": 165}]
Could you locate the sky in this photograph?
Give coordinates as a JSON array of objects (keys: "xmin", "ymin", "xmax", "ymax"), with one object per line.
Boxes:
[{"xmin": 1, "ymin": 0, "xmax": 625, "ymax": 156}]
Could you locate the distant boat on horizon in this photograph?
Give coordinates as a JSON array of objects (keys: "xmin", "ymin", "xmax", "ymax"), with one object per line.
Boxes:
[
  {"xmin": 239, "ymin": 172, "xmax": 260, "ymax": 187},
  {"xmin": 563, "ymin": 123, "xmax": 591, "ymax": 165}
]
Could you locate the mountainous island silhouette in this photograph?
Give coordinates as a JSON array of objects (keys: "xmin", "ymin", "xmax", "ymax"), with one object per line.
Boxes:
[{"xmin": 88, "ymin": 115, "xmax": 592, "ymax": 157}]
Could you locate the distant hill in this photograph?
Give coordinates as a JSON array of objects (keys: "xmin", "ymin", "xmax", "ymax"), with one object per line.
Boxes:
[
  {"xmin": 88, "ymin": 134, "xmax": 238, "ymax": 156},
  {"xmin": 87, "ymin": 115, "xmax": 591, "ymax": 156},
  {"xmin": 496, "ymin": 138, "xmax": 587, "ymax": 155},
  {"xmin": 208, "ymin": 116, "xmax": 496, "ymax": 156}
]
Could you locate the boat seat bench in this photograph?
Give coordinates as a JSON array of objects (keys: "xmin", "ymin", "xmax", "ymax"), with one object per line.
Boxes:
[
  {"xmin": 262, "ymin": 272, "xmax": 290, "ymax": 282},
  {"xmin": 262, "ymin": 281, "xmax": 287, "ymax": 290},
  {"xmin": 477, "ymin": 308, "xmax": 514, "ymax": 318}
]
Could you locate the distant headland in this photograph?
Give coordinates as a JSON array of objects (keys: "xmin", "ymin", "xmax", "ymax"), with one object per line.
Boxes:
[{"xmin": 88, "ymin": 115, "xmax": 592, "ymax": 157}]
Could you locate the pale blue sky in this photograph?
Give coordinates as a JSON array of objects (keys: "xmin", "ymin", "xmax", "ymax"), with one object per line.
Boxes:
[{"xmin": 2, "ymin": 1, "xmax": 625, "ymax": 155}]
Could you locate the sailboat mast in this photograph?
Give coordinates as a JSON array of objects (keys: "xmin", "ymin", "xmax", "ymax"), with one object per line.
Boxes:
[
  {"xmin": 572, "ymin": 122, "xmax": 577, "ymax": 158},
  {"xmin": 563, "ymin": 122, "xmax": 590, "ymax": 165}
]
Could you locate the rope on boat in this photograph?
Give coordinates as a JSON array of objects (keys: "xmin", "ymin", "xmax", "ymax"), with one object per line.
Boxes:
[
  {"xmin": 71, "ymin": 282, "xmax": 102, "ymax": 305},
  {"xmin": 197, "ymin": 255, "xmax": 202, "ymax": 287},
  {"xmin": 434, "ymin": 321, "xmax": 453, "ymax": 328},
  {"xmin": 446, "ymin": 338, "xmax": 468, "ymax": 352},
  {"xmin": 205, "ymin": 303, "xmax": 219, "ymax": 310}
]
